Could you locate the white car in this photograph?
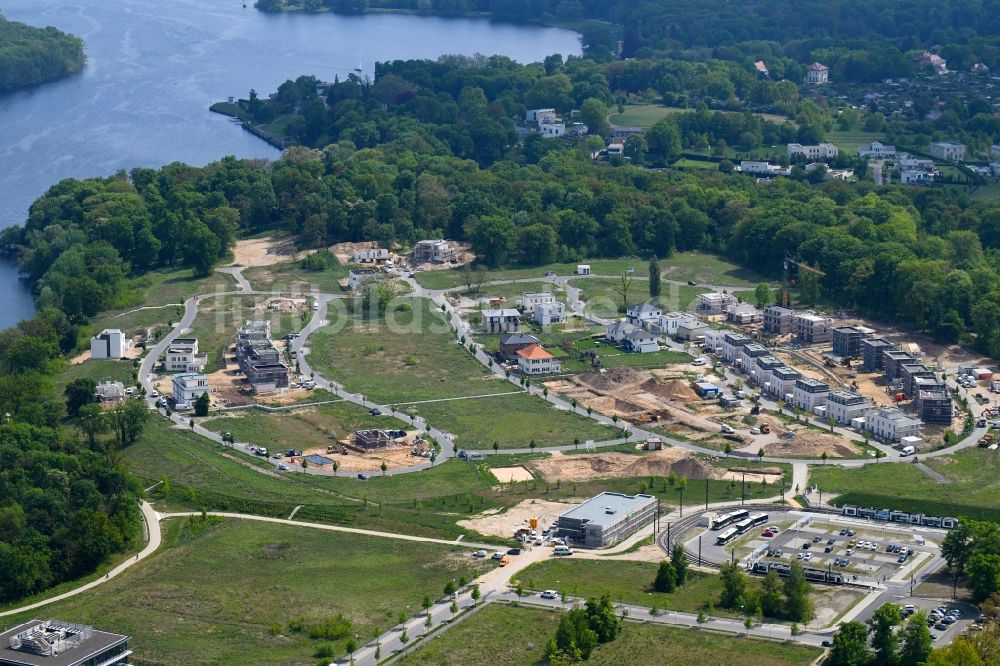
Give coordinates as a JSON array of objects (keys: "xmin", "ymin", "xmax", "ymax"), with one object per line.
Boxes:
[
  {"xmin": 803, "ymin": 553, "xmax": 812, "ymax": 561},
  {"xmin": 150, "ymin": 390, "xmax": 159, "ymax": 398},
  {"xmin": 540, "ymin": 590, "xmax": 558, "ymax": 599},
  {"xmin": 691, "ymin": 357, "xmax": 707, "ymax": 366},
  {"xmin": 750, "ymin": 427, "xmax": 761, "ymax": 435},
  {"xmin": 472, "ymin": 550, "xmax": 487, "ymax": 558}
]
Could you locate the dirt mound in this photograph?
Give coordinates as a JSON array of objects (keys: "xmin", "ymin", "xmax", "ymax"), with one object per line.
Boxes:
[
  {"xmin": 763, "ymin": 434, "xmax": 857, "ymax": 458},
  {"xmin": 639, "ymin": 378, "xmax": 700, "ymax": 402},
  {"xmin": 528, "ymin": 449, "xmax": 717, "ymax": 483},
  {"xmin": 578, "ymin": 366, "xmax": 651, "ymax": 391}
]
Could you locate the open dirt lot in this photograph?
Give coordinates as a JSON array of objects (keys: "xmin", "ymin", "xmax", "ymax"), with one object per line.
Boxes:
[
  {"xmin": 491, "ymin": 465, "xmax": 534, "ymax": 483},
  {"xmin": 295, "ymin": 430, "xmax": 429, "ymax": 473},
  {"xmin": 457, "ymin": 499, "xmax": 575, "ymax": 538},
  {"xmin": 526, "ymin": 450, "xmax": 782, "ymax": 484},
  {"xmin": 762, "ymin": 432, "xmax": 858, "ymax": 458},
  {"xmin": 230, "ymin": 237, "xmax": 313, "ymax": 267}
]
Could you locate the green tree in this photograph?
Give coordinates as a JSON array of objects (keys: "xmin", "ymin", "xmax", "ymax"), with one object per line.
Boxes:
[
  {"xmin": 670, "ymin": 543, "xmax": 688, "ymax": 586},
  {"xmin": 754, "ymin": 283, "xmax": 772, "ymax": 308},
  {"xmin": 868, "ymin": 603, "xmax": 902, "ymax": 666},
  {"xmin": 646, "ymin": 118, "xmax": 682, "ymax": 163},
  {"xmin": 77, "ymin": 403, "xmax": 108, "ymax": 447},
  {"xmin": 760, "ymin": 570, "xmax": 784, "ymax": 618},
  {"xmin": 900, "ymin": 611, "xmax": 933, "ymax": 666},
  {"xmin": 649, "ymin": 256, "xmax": 661, "ymax": 298},
  {"xmin": 552, "ymin": 608, "xmax": 597, "ymax": 661},
  {"xmin": 719, "ymin": 562, "xmax": 747, "ymax": 609},
  {"xmin": 968, "ymin": 552, "xmax": 1000, "ymax": 602},
  {"xmin": 829, "ymin": 621, "xmax": 871, "ymax": 666},
  {"xmin": 194, "ymin": 391, "xmax": 210, "ymax": 417},
  {"xmin": 797, "ymin": 268, "xmax": 822, "ymax": 306},
  {"xmin": 108, "ymin": 398, "xmax": 150, "ymax": 448},
  {"xmin": 653, "ymin": 560, "xmax": 677, "ymax": 592},
  {"xmin": 579, "ymin": 98, "xmax": 611, "ymax": 138},
  {"xmin": 942, "ymin": 521, "xmax": 977, "ymax": 576},
  {"xmin": 64, "ymin": 377, "xmax": 96, "ymax": 417},
  {"xmin": 783, "ymin": 561, "xmax": 813, "ymax": 623},
  {"xmin": 584, "ymin": 593, "xmax": 622, "ymax": 644}
]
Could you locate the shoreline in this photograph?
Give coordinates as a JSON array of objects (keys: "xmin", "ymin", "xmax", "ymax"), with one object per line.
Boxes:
[{"xmin": 209, "ymin": 102, "xmax": 290, "ymax": 151}]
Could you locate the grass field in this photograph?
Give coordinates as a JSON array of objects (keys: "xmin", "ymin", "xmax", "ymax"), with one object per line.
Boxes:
[
  {"xmin": 662, "ymin": 252, "xmax": 775, "ymax": 289},
  {"xmin": 972, "ymin": 183, "xmax": 1000, "ymax": 201},
  {"xmin": 414, "ymin": 258, "xmax": 649, "ymax": 290},
  {"xmin": 609, "ymin": 104, "xmax": 790, "ymax": 130},
  {"xmin": 4, "ymin": 518, "xmax": 489, "ymax": 664},
  {"xmin": 202, "ymin": 400, "xmax": 410, "ymax": 452},
  {"xmin": 308, "ymin": 297, "xmax": 509, "ymax": 403},
  {"xmin": 674, "ymin": 157, "xmax": 722, "ymax": 170},
  {"xmin": 245, "ymin": 257, "xmax": 349, "ymax": 293},
  {"xmin": 398, "ymin": 604, "xmax": 821, "ymax": 666},
  {"xmin": 54, "ymin": 358, "xmax": 137, "ymax": 394},
  {"xmin": 569, "ymin": 277, "xmax": 708, "ymax": 317},
  {"xmin": 406, "ymin": 392, "xmax": 620, "ymax": 450},
  {"xmin": 452, "ymin": 280, "xmax": 562, "ymax": 303},
  {"xmin": 811, "ymin": 447, "xmax": 1000, "ymax": 521},
  {"xmin": 827, "ymin": 129, "xmax": 885, "ymax": 155}
]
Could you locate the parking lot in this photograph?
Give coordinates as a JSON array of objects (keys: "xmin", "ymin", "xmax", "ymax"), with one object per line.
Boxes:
[
  {"xmin": 689, "ymin": 510, "xmax": 937, "ymax": 584},
  {"xmin": 883, "ymin": 598, "xmax": 981, "ymax": 644}
]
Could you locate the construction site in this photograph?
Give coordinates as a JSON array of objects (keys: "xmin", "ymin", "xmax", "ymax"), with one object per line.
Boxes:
[{"xmin": 291, "ymin": 428, "xmax": 433, "ymax": 473}]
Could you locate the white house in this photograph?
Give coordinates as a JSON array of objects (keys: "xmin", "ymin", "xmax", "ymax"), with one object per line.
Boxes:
[
  {"xmin": 482, "ymin": 309, "xmax": 521, "ymax": 334},
  {"xmin": 172, "ymin": 372, "xmax": 209, "ymax": 410},
  {"xmin": 522, "ymin": 291, "xmax": 556, "ymax": 310},
  {"xmin": 740, "ymin": 160, "xmax": 776, "ymax": 175},
  {"xmin": 606, "ymin": 321, "xmax": 640, "ymax": 344},
  {"xmin": 725, "ymin": 302, "xmax": 761, "ymax": 325},
  {"xmin": 623, "ymin": 329, "xmax": 660, "ymax": 353},
  {"xmin": 606, "ymin": 142, "xmax": 625, "ymax": 158},
  {"xmin": 826, "ymin": 391, "xmax": 873, "ymax": 425},
  {"xmin": 348, "ymin": 268, "xmax": 379, "ymax": 291},
  {"xmin": 787, "ymin": 143, "xmax": 839, "ymax": 160},
  {"xmin": 930, "ymin": 141, "xmax": 966, "ymax": 161},
  {"xmin": 534, "ymin": 301, "xmax": 566, "ymax": 326},
  {"xmin": 696, "ymin": 292, "xmax": 736, "ymax": 315},
  {"xmin": 351, "ymin": 247, "xmax": 390, "ymax": 264},
  {"xmin": 866, "ymin": 407, "xmax": 921, "ymax": 442},
  {"xmin": 541, "ymin": 123, "xmax": 566, "ymax": 138},
  {"xmin": 857, "ymin": 142, "xmax": 896, "ymax": 158},
  {"xmin": 793, "ymin": 377, "xmax": 830, "ymax": 413},
  {"xmin": 655, "ymin": 312, "xmax": 700, "ymax": 336},
  {"xmin": 576, "ymin": 264, "xmax": 591, "ymax": 275},
  {"xmin": 413, "ymin": 239, "xmax": 456, "ymax": 264},
  {"xmin": 91, "ymin": 329, "xmax": 128, "ymax": 360},
  {"xmin": 626, "ymin": 303, "xmax": 662, "ymax": 327},
  {"xmin": 95, "ymin": 380, "xmax": 127, "ymax": 403},
  {"xmin": 768, "ymin": 366, "xmax": 802, "ymax": 399},
  {"xmin": 901, "ymin": 170, "xmax": 934, "ymax": 185},
  {"xmin": 677, "ymin": 319, "xmax": 711, "ymax": 342},
  {"xmin": 165, "ymin": 338, "xmax": 207, "ymax": 373},
  {"xmin": 526, "ymin": 108, "xmax": 557, "ymax": 124},
  {"xmin": 517, "ymin": 344, "xmax": 561, "ymax": 375},
  {"xmin": 805, "ymin": 62, "xmax": 829, "ymax": 84}
]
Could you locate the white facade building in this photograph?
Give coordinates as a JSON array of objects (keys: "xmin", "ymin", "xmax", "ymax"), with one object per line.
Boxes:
[
  {"xmin": 806, "ymin": 62, "xmax": 829, "ymax": 84},
  {"xmin": 534, "ymin": 301, "xmax": 566, "ymax": 326},
  {"xmin": 522, "ymin": 291, "xmax": 556, "ymax": 310},
  {"xmin": 526, "ymin": 108, "xmax": 557, "ymax": 124},
  {"xmin": 866, "ymin": 407, "xmax": 921, "ymax": 442},
  {"xmin": 857, "ymin": 142, "xmax": 896, "ymax": 158},
  {"xmin": 826, "ymin": 391, "xmax": 873, "ymax": 425},
  {"xmin": 165, "ymin": 338, "xmax": 207, "ymax": 373},
  {"xmin": 787, "ymin": 143, "xmax": 839, "ymax": 160},
  {"xmin": 172, "ymin": 372, "xmax": 209, "ymax": 410},
  {"xmin": 348, "ymin": 268, "xmax": 378, "ymax": 291},
  {"xmin": 696, "ymin": 292, "xmax": 737, "ymax": 315},
  {"xmin": 793, "ymin": 377, "xmax": 830, "ymax": 413},
  {"xmin": 626, "ymin": 303, "xmax": 662, "ymax": 327},
  {"xmin": 517, "ymin": 344, "xmax": 561, "ymax": 375},
  {"xmin": 930, "ymin": 141, "xmax": 966, "ymax": 161},
  {"xmin": 91, "ymin": 329, "xmax": 127, "ymax": 360}
]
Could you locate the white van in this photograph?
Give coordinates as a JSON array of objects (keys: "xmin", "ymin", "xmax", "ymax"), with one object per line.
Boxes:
[
  {"xmin": 553, "ymin": 545, "xmax": 574, "ymax": 556},
  {"xmin": 900, "ymin": 445, "xmax": 915, "ymax": 457}
]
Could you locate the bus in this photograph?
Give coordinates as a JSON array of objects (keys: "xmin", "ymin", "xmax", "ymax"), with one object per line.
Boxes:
[
  {"xmin": 733, "ymin": 512, "xmax": 769, "ymax": 534},
  {"xmin": 716, "ymin": 527, "xmax": 739, "ymax": 546},
  {"xmin": 711, "ymin": 509, "xmax": 750, "ymax": 530}
]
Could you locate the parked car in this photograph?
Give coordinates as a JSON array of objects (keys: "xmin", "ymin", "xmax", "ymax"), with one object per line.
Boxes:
[
  {"xmin": 721, "ymin": 424, "xmax": 735, "ymax": 434},
  {"xmin": 357, "ymin": 473, "xmax": 369, "ymax": 480},
  {"xmin": 691, "ymin": 357, "xmax": 707, "ymax": 366},
  {"xmin": 553, "ymin": 545, "xmax": 574, "ymax": 556},
  {"xmin": 473, "ymin": 550, "xmax": 487, "ymax": 558},
  {"xmin": 750, "ymin": 427, "xmax": 761, "ymax": 435},
  {"xmin": 277, "ymin": 463, "xmax": 289, "ymax": 471},
  {"xmin": 687, "ymin": 280, "xmax": 697, "ymax": 286},
  {"xmin": 369, "ymin": 407, "xmax": 382, "ymax": 416},
  {"xmin": 541, "ymin": 590, "xmax": 558, "ymax": 599},
  {"xmin": 491, "ymin": 552, "xmax": 505, "ymax": 560},
  {"xmin": 507, "ymin": 548, "xmax": 522, "ymax": 556}
]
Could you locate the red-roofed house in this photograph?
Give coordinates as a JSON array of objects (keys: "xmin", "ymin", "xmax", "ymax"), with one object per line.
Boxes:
[
  {"xmin": 517, "ymin": 343, "xmax": 562, "ymax": 375},
  {"xmin": 806, "ymin": 62, "xmax": 829, "ymax": 84}
]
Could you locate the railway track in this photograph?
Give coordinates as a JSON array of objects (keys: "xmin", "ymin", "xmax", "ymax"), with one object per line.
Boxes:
[{"xmin": 656, "ymin": 504, "xmax": 792, "ymax": 569}]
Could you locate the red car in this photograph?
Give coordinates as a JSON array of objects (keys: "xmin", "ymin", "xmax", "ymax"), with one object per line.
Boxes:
[{"xmin": 761, "ymin": 530, "xmax": 775, "ymax": 537}]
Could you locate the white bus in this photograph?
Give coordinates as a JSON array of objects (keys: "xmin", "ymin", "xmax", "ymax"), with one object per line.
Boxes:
[{"xmin": 716, "ymin": 527, "xmax": 740, "ymax": 546}]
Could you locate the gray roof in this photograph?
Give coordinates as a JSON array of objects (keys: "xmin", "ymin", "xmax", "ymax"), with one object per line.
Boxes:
[
  {"xmin": 627, "ymin": 303, "xmax": 660, "ymax": 315},
  {"xmin": 0, "ymin": 621, "xmax": 128, "ymax": 666},
  {"xmin": 625, "ymin": 329, "xmax": 657, "ymax": 342},
  {"xmin": 558, "ymin": 493, "xmax": 656, "ymax": 528},
  {"xmin": 500, "ymin": 333, "xmax": 539, "ymax": 346}
]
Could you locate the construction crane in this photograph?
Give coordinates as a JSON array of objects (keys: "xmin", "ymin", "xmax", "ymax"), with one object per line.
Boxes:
[{"xmin": 782, "ymin": 250, "xmax": 826, "ymax": 307}]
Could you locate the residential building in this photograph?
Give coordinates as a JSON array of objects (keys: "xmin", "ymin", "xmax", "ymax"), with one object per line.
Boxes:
[
  {"xmin": 655, "ymin": 312, "xmax": 700, "ymax": 336},
  {"xmin": 172, "ymin": 372, "xmax": 209, "ymax": 410},
  {"xmin": 857, "ymin": 142, "xmax": 896, "ymax": 158},
  {"xmin": 899, "ymin": 155, "xmax": 935, "ymax": 171},
  {"xmin": 90, "ymin": 329, "xmax": 127, "ymax": 360},
  {"xmin": 832, "ymin": 326, "xmax": 870, "ymax": 359},
  {"xmin": 796, "ymin": 313, "xmax": 832, "ymax": 344},
  {"xmin": 350, "ymin": 247, "xmax": 390, "ymax": 264},
  {"xmin": 612, "ymin": 126, "xmax": 643, "ymax": 139},
  {"xmin": 244, "ymin": 362, "xmax": 289, "ymax": 394},
  {"xmin": 236, "ymin": 339, "xmax": 280, "ymax": 373},
  {"xmin": 348, "ymin": 268, "xmax": 378, "ymax": 291},
  {"xmin": 740, "ymin": 160, "xmax": 776, "ymax": 175},
  {"xmin": 676, "ymin": 319, "xmax": 711, "ymax": 342},
  {"xmin": 237, "ymin": 320, "xmax": 270, "ymax": 344},
  {"xmin": 164, "ymin": 338, "xmax": 207, "ymax": 373},
  {"xmin": 720, "ymin": 331, "xmax": 752, "ymax": 364},
  {"xmin": 763, "ymin": 306, "xmax": 795, "ymax": 335},
  {"xmin": 769, "ymin": 366, "xmax": 802, "ymax": 399},
  {"xmin": 703, "ymin": 328, "xmax": 725, "ymax": 354},
  {"xmin": 522, "ymin": 291, "xmax": 555, "ymax": 310},
  {"xmin": 900, "ymin": 362, "xmax": 936, "ymax": 397},
  {"xmin": 94, "ymin": 380, "xmax": 126, "ymax": 403},
  {"xmin": 576, "ymin": 264, "xmax": 591, "ymax": 275},
  {"xmin": 862, "ymin": 337, "xmax": 895, "ymax": 372},
  {"xmin": 554, "ymin": 492, "xmax": 657, "ymax": 548},
  {"xmin": 915, "ymin": 51, "xmax": 948, "ymax": 74},
  {"xmin": 622, "ymin": 329, "xmax": 659, "ymax": 353},
  {"xmin": 413, "ymin": 239, "xmax": 456, "ymax": 264},
  {"xmin": 626, "ymin": 303, "xmax": 662, "ymax": 327},
  {"xmin": 738, "ymin": 343, "xmax": 769, "ymax": 373},
  {"xmin": 725, "ymin": 302, "xmax": 761, "ymax": 325},
  {"xmin": 805, "ymin": 62, "xmax": 829, "ymax": 84},
  {"xmin": 534, "ymin": 301, "xmax": 566, "ymax": 326},
  {"xmin": 526, "ymin": 108, "xmax": 557, "ymax": 124},
  {"xmin": 930, "ymin": 141, "xmax": 966, "ymax": 161},
  {"xmin": 517, "ymin": 344, "xmax": 561, "ymax": 375},
  {"xmin": 866, "ymin": 407, "xmax": 920, "ymax": 442},
  {"xmin": 826, "ymin": 391, "xmax": 873, "ymax": 425},
  {"xmin": 793, "ymin": 377, "xmax": 830, "ymax": 413},
  {"xmin": 606, "ymin": 142, "xmax": 625, "ymax": 158},
  {"xmin": 916, "ymin": 389, "xmax": 953, "ymax": 424},
  {"xmin": 498, "ymin": 333, "xmax": 540, "ymax": 362},
  {"xmin": 754, "ymin": 60, "xmax": 769, "ymax": 78},
  {"xmin": 605, "ymin": 321, "xmax": 639, "ymax": 344},
  {"xmin": 696, "ymin": 292, "xmax": 737, "ymax": 315},
  {"xmin": 883, "ymin": 350, "xmax": 916, "ymax": 382},
  {"xmin": 541, "ymin": 123, "xmax": 566, "ymax": 138},
  {"xmin": 354, "ymin": 429, "xmax": 392, "ymax": 450},
  {"xmin": 0, "ymin": 619, "xmax": 131, "ymax": 666},
  {"xmin": 752, "ymin": 354, "xmax": 784, "ymax": 387},
  {"xmin": 787, "ymin": 143, "xmax": 839, "ymax": 161},
  {"xmin": 482, "ymin": 309, "xmax": 521, "ymax": 334}
]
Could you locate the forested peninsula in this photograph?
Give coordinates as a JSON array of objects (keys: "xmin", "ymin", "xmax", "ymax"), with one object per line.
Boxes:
[{"xmin": 0, "ymin": 12, "xmax": 85, "ymax": 95}]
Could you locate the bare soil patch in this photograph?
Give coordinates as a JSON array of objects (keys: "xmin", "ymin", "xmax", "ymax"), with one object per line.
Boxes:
[
  {"xmin": 457, "ymin": 498, "xmax": 574, "ymax": 538},
  {"xmin": 763, "ymin": 432, "xmax": 858, "ymax": 458},
  {"xmin": 491, "ymin": 466, "xmax": 535, "ymax": 483},
  {"xmin": 293, "ymin": 430, "xmax": 429, "ymax": 473},
  {"xmin": 230, "ymin": 237, "xmax": 313, "ymax": 267},
  {"xmin": 526, "ymin": 449, "xmax": 782, "ymax": 484}
]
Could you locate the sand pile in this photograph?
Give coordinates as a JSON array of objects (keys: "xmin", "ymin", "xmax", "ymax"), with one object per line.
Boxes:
[
  {"xmin": 763, "ymin": 433, "xmax": 858, "ymax": 458},
  {"xmin": 639, "ymin": 378, "xmax": 700, "ymax": 402},
  {"xmin": 578, "ymin": 366, "xmax": 651, "ymax": 391},
  {"xmin": 528, "ymin": 449, "xmax": 721, "ymax": 483}
]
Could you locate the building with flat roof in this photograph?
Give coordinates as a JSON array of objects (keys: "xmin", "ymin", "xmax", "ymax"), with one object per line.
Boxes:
[
  {"xmin": 413, "ymin": 239, "xmax": 456, "ymax": 264},
  {"xmin": 533, "ymin": 301, "xmax": 566, "ymax": 326},
  {"xmin": 348, "ymin": 268, "xmax": 379, "ymax": 291},
  {"xmin": 482, "ymin": 309, "xmax": 521, "ymax": 334},
  {"xmin": 916, "ymin": 389, "xmax": 953, "ymax": 425},
  {"xmin": 763, "ymin": 306, "xmax": 795, "ymax": 335},
  {"xmin": 165, "ymin": 338, "xmax": 207, "ymax": 373},
  {"xmin": 796, "ymin": 313, "xmax": 831, "ymax": 344},
  {"xmin": 172, "ymin": 372, "xmax": 208, "ymax": 410},
  {"xmin": 861, "ymin": 337, "xmax": 895, "ymax": 372},
  {"xmin": 930, "ymin": 141, "xmax": 966, "ymax": 161},
  {"xmin": 726, "ymin": 302, "xmax": 761, "ymax": 325},
  {"xmin": 826, "ymin": 391, "xmax": 873, "ymax": 425},
  {"xmin": 793, "ymin": 377, "xmax": 830, "ymax": 413},
  {"xmin": 832, "ymin": 326, "xmax": 870, "ymax": 359},
  {"xmin": 90, "ymin": 329, "xmax": 127, "ymax": 360},
  {"xmin": 720, "ymin": 331, "xmax": 752, "ymax": 364},
  {"xmin": 769, "ymin": 366, "xmax": 802, "ymax": 399},
  {"xmin": 696, "ymin": 292, "xmax": 736, "ymax": 315},
  {"xmin": 883, "ymin": 350, "xmax": 916, "ymax": 382},
  {"xmin": 522, "ymin": 291, "xmax": 555, "ymax": 310},
  {"xmin": 0, "ymin": 620, "xmax": 130, "ymax": 666},
  {"xmin": 866, "ymin": 407, "xmax": 920, "ymax": 442},
  {"xmin": 554, "ymin": 492, "xmax": 657, "ymax": 548}
]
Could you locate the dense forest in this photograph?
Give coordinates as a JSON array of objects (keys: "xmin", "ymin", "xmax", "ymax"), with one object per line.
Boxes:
[
  {"xmin": 255, "ymin": 0, "xmax": 1000, "ymax": 82},
  {"xmin": 0, "ymin": 12, "xmax": 85, "ymax": 94}
]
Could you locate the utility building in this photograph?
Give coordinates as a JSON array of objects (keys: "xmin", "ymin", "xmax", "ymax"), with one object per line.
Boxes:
[
  {"xmin": 0, "ymin": 620, "xmax": 131, "ymax": 666},
  {"xmin": 554, "ymin": 492, "xmax": 657, "ymax": 548}
]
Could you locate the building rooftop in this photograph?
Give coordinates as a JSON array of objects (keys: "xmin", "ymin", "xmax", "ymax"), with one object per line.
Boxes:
[
  {"xmin": 482, "ymin": 309, "xmax": 520, "ymax": 318},
  {"xmin": 796, "ymin": 377, "xmax": 830, "ymax": 389},
  {"xmin": 627, "ymin": 303, "xmax": 660, "ymax": 314},
  {"xmin": 873, "ymin": 407, "xmax": 920, "ymax": 424},
  {"xmin": 797, "ymin": 313, "xmax": 827, "ymax": 323},
  {"xmin": 829, "ymin": 390, "xmax": 866, "ymax": 404},
  {"xmin": 772, "ymin": 366, "xmax": 802, "ymax": 378},
  {"xmin": 499, "ymin": 333, "xmax": 539, "ymax": 346},
  {"xmin": 516, "ymin": 344, "xmax": 554, "ymax": 361},
  {"xmin": 558, "ymin": 492, "xmax": 655, "ymax": 528},
  {"xmin": 0, "ymin": 620, "xmax": 128, "ymax": 666}
]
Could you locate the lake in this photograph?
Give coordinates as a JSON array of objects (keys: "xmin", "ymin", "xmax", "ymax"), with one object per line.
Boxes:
[{"xmin": 0, "ymin": 0, "xmax": 580, "ymax": 330}]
